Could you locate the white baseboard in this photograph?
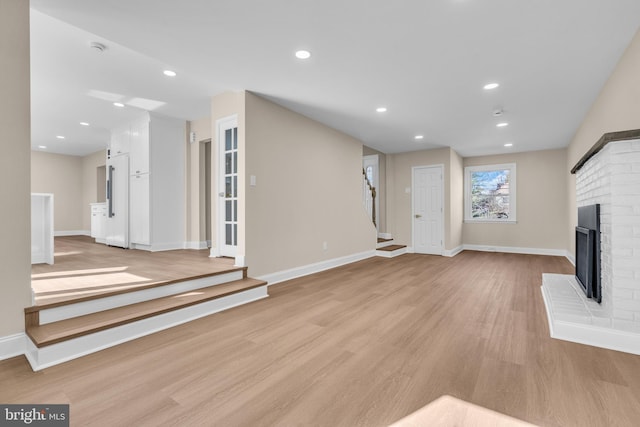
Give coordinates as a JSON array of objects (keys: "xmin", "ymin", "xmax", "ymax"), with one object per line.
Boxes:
[
  {"xmin": 25, "ymin": 286, "xmax": 268, "ymax": 371},
  {"xmin": 258, "ymin": 250, "xmax": 376, "ymax": 286},
  {"xmin": 55, "ymin": 230, "xmax": 90, "ymax": 237},
  {"xmin": 0, "ymin": 333, "xmax": 26, "ymax": 361},
  {"xmin": 234, "ymin": 255, "xmax": 247, "ymax": 267},
  {"xmin": 540, "ymin": 280, "xmax": 640, "ymax": 355},
  {"xmin": 184, "ymin": 241, "xmax": 208, "ymax": 250},
  {"xmin": 565, "ymin": 251, "xmax": 576, "ymax": 266},
  {"xmin": 443, "ymin": 245, "xmax": 463, "ymax": 257},
  {"xmin": 463, "ymin": 244, "xmax": 567, "ymax": 257},
  {"xmin": 131, "ymin": 242, "xmax": 185, "ymax": 252}
]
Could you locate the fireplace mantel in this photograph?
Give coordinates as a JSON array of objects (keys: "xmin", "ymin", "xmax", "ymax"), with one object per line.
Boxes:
[{"xmin": 571, "ymin": 128, "xmax": 640, "ymax": 174}]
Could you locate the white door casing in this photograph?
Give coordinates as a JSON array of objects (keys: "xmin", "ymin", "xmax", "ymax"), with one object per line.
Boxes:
[
  {"xmin": 412, "ymin": 165, "xmax": 444, "ymax": 255},
  {"xmin": 216, "ymin": 116, "xmax": 238, "ymax": 258},
  {"xmin": 363, "ymin": 154, "xmax": 379, "ymax": 230}
]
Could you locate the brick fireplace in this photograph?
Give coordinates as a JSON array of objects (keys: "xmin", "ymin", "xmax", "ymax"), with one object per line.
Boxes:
[{"xmin": 541, "ymin": 130, "xmax": 640, "ymax": 354}]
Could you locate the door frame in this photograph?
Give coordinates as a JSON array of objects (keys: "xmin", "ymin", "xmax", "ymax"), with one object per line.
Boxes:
[
  {"xmin": 411, "ymin": 164, "xmax": 444, "ymax": 255},
  {"xmin": 213, "ymin": 115, "xmax": 238, "ymax": 258},
  {"xmin": 363, "ymin": 154, "xmax": 380, "ymax": 231}
]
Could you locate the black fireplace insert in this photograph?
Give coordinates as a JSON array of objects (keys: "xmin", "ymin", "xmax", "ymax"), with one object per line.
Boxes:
[{"xmin": 575, "ymin": 204, "xmax": 601, "ymax": 303}]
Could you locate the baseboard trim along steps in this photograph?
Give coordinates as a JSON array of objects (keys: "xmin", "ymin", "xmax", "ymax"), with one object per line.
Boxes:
[
  {"xmin": 375, "ymin": 244, "xmax": 407, "ymax": 258},
  {"xmin": 24, "ymin": 275, "xmax": 268, "ymax": 371}
]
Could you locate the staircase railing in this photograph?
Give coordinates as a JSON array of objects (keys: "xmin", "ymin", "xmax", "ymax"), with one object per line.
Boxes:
[{"xmin": 363, "ymin": 168, "xmax": 376, "ymax": 227}]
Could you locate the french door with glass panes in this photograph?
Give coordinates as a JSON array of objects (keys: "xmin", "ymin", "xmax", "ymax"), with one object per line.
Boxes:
[{"xmin": 218, "ymin": 116, "xmax": 238, "ymax": 257}]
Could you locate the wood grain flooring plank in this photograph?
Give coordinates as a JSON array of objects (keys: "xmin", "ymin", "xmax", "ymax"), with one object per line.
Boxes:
[{"xmin": 3, "ymin": 252, "xmax": 640, "ymax": 426}]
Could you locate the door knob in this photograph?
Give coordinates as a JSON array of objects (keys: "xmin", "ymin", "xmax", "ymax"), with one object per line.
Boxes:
[{"xmin": 415, "ymin": 214, "xmax": 422, "ymax": 218}]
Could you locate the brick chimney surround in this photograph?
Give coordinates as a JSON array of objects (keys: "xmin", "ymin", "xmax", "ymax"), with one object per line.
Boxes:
[{"xmin": 541, "ymin": 129, "xmax": 640, "ymax": 355}]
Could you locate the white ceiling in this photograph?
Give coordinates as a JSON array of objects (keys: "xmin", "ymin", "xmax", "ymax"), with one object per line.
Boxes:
[{"xmin": 30, "ymin": 0, "xmax": 640, "ymax": 157}]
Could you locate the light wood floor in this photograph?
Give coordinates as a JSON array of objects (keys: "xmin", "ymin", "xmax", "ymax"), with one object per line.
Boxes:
[
  {"xmin": 6, "ymin": 252, "xmax": 640, "ymax": 426},
  {"xmin": 31, "ymin": 236, "xmax": 235, "ymax": 304}
]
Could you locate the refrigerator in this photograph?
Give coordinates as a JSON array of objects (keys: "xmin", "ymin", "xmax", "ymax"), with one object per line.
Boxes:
[{"xmin": 105, "ymin": 153, "xmax": 129, "ymax": 248}]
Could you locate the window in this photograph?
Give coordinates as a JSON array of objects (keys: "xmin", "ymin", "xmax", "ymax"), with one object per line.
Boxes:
[{"xmin": 464, "ymin": 163, "xmax": 516, "ymax": 222}]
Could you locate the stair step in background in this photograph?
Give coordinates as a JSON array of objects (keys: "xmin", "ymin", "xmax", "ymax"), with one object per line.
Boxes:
[{"xmin": 376, "ymin": 244, "xmax": 408, "ymax": 258}]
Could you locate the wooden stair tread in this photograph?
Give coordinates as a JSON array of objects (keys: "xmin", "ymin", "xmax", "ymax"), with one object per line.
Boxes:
[
  {"xmin": 27, "ymin": 278, "xmax": 266, "ymax": 348},
  {"xmin": 27, "ymin": 266, "xmax": 248, "ymax": 312},
  {"xmin": 377, "ymin": 238, "xmax": 393, "ymax": 243},
  {"xmin": 377, "ymin": 244, "xmax": 406, "ymax": 251}
]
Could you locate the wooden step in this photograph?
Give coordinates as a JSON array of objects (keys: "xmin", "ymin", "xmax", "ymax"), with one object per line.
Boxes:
[
  {"xmin": 375, "ymin": 244, "xmax": 407, "ymax": 258},
  {"xmin": 27, "ymin": 277, "xmax": 266, "ymax": 348},
  {"xmin": 377, "ymin": 237, "xmax": 392, "ymax": 243}
]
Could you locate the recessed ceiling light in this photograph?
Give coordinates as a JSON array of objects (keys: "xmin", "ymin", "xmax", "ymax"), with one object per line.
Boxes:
[
  {"xmin": 38, "ymin": 145, "xmax": 47, "ymax": 149},
  {"xmin": 80, "ymin": 122, "xmax": 90, "ymax": 126},
  {"xmin": 504, "ymin": 143, "xmax": 513, "ymax": 147},
  {"xmin": 484, "ymin": 82, "xmax": 500, "ymax": 90},
  {"xmin": 414, "ymin": 135, "xmax": 424, "ymax": 140},
  {"xmin": 496, "ymin": 122, "xmax": 509, "ymax": 127},
  {"xmin": 56, "ymin": 135, "xmax": 65, "ymax": 139},
  {"xmin": 295, "ymin": 50, "xmax": 311, "ymax": 59},
  {"xmin": 163, "ymin": 70, "xmax": 177, "ymax": 77},
  {"xmin": 376, "ymin": 107, "xmax": 387, "ymax": 113},
  {"xmin": 113, "ymin": 102, "xmax": 125, "ymax": 108}
]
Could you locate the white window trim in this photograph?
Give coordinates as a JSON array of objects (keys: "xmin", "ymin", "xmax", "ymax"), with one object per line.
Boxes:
[{"xmin": 464, "ymin": 163, "xmax": 517, "ymax": 223}]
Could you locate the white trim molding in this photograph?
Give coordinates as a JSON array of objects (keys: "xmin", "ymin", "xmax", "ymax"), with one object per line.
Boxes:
[
  {"xmin": 443, "ymin": 245, "xmax": 464, "ymax": 257},
  {"xmin": 462, "ymin": 244, "xmax": 567, "ymax": 257},
  {"xmin": 258, "ymin": 250, "xmax": 376, "ymax": 286},
  {"xmin": 54, "ymin": 230, "xmax": 90, "ymax": 237},
  {"xmin": 184, "ymin": 241, "xmax": 209, "ymax": 250},
  {"xmin": 0, "ymin": 333, "xmax": 26, "ymax": 361},
  {"xmin": 378, "ymin": 232, "xmax": 392, "ymax": 240}
]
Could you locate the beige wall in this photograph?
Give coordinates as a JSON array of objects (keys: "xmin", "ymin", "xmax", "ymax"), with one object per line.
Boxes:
[
  {"xmin": 449, "ymin": 149, "xmax": 464, "ymax": 249},
  {"xmin": 186, "ymin": 116, "xmax": 212, "ymax": 244},
  {"xmin": 81, "ymin": 150, "xmax": 106, "ymax": 231},
  {"xmin": 387, "ymin": 147, "xmax": 454, "ymax": 249},
  {"xmin": 363, "ymin": 145, "xmax": 387, "ymax": 233},
  {"xmin": 31, "ymin": 151, "xmax": 84, "ymax": 233},
  {"xmin": 566, "ymin": 28, "xmax": 640, "ymax": 255},
  {"xmin": 463, "ymin": 149, "xmax": 568, "ymax": 250},
  {"xmin": 244, "ymin": 92, "xmax": 376, "ymax": 277},
  {"xmin": 0, "ymin": 0, "xmax": 32, "ymax": 337}
]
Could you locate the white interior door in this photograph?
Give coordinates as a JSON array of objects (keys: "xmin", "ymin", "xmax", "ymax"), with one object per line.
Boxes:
[
  {"xmin": 217, "ymin": 116, "xmax": 238, "ymax": 257},
  {"xmin": 412, "ymin": 165, "xmax": 443, "ymax": 255}
]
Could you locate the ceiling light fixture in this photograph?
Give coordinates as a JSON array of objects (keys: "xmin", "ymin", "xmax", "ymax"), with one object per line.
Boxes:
[
  {"xmin": 376, "ymin": 107, "xmax": 387, "ymax": 113},
  {"xmin": 496, "ymin": 122, "xmax": 509, "ymax": 127},
  {"xmin": 56, "ymin": 135, "xmax": 65, "ymax": 139},
  {"xmin": 113, "ymin": 102, "xmax": 125, "ymax": 108},
  {"xmin": 484, "ymin": 82, "xmax": 500, "ymax": 90},
  {"xmin": 295, "ymin": 50, "xmax": 311, "ymax": 59},
  {"xmin": 80, "ymin": 122, "xmax": 90, "ymax": 126},
  {"xmin": 163, "ymin": 70, "xmax": 177, "ymax": 77},
  {"xmin": 504, "ymin": 143, "xmax": 513, "ymax": 147},
  {"xmin": 414, "ymin": 135, "xmax": 424, "ymax": 140}
]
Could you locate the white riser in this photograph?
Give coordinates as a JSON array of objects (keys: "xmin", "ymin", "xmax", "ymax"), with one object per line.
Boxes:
[
  {"xmin": 26, "ymin": 285, "xmax": 268, "ymax": 371},
  {"xmin": 375, "ymin": 248, "xmax": 407, "ymax": 258},
  {"xmin": 39, "ymin": 270, "xmax": 244, "ymax": 324},
  {"xmin": 376, "ymin": 240, "xmax": 394, "ymax": 249}
]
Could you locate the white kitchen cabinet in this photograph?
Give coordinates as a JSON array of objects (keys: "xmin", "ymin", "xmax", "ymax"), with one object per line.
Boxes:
[
  {"xmin": 129, "ymin": 173, "xmax": 150, "ymax": 245},
  {"xmin": 129, "ymin": 117, "xmax": 150, "ymax": 175},
  {"xmin": 90, "ymin": 202, "xmax": 107, "ymax": 243},
  {"xmin": 110, "ymin": 126, "xmax": 130, "ymax": 156},
  {"xmin": 108, "ymin": 111, "xmax": 185, "ymax": 251},
  {"xmin": 32, "ymin": 193, "xmax": 54, "ymax": 265}
]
